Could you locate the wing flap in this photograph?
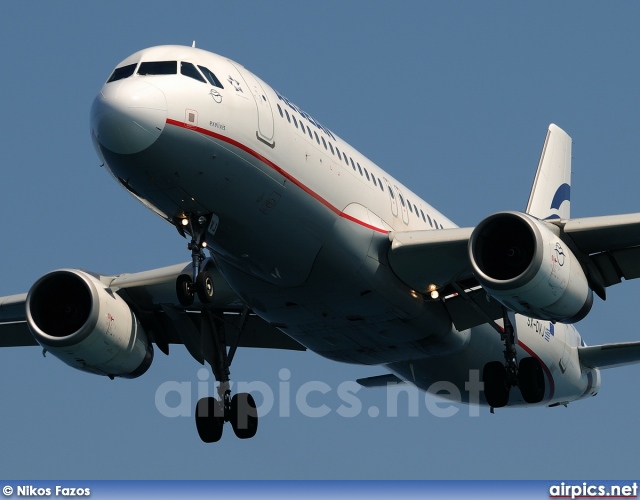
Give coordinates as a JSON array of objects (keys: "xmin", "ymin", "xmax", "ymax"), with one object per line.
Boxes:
[
  {"xmin": 579, "ymin": 342, "xmax": 640, "ymax": 369},
  {"xmin": 388, "ymin": 227, "xmax": 473, "ymax": 292}
]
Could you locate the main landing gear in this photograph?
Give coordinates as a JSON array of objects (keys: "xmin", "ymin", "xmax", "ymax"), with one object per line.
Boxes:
[
  {"xmin": 482, "ymin": 308, "xmax": 545, "ymax": 409},
  {"xmin": 194, "ymin": 310, "xmax": 258, "ymax": 443}
]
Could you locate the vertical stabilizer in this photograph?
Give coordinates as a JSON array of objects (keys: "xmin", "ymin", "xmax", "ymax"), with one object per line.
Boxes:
[{"xmin": 525, "ymin": 124, "xmax": 572, "ymax": 220}]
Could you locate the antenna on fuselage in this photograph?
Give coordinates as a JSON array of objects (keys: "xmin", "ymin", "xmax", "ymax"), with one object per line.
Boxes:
[{"xmin": 192, "ymin": 40, "xmax": 196, "ymax": 48}]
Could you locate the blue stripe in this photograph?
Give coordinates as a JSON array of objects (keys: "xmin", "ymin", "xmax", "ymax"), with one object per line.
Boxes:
[{"xmin": 550, "ymin": 183, "xmax": 571, "ymax": 210}]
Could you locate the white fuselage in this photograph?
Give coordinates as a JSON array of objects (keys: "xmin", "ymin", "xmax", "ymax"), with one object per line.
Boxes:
[{"xmin": 90, "ymin": 45, "xmax": 599, "ymax": 407}]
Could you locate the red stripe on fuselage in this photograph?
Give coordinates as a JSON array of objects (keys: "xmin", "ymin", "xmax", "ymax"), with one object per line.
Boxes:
[{"xmin": 166, "ymin": 118, "xmax": 389, "ymax": 234}]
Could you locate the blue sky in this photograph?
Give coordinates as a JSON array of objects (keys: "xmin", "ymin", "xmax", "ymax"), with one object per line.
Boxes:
[{"xmin": 1, "ymin": 1, "xmax": 640, "ymax": 480}]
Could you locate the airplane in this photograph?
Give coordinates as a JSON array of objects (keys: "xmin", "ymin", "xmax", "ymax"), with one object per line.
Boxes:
[{"xmin": 2, "ymin": 43, "xmax": 640, "ymax": 443}]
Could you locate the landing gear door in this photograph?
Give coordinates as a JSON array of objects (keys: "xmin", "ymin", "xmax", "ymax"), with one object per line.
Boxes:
[{"xmin": 230, "ymin": 63, "xmax": 275, "ymax": 147}]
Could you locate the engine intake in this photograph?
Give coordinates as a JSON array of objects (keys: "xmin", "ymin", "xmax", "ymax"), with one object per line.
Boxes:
[
  {"xmin": 26, "ymin": 269, "xmax": 153, "ymax": 378},
  {"xmin": 469, "ymin": 211, "xmax": 593, "ymax": 323}
]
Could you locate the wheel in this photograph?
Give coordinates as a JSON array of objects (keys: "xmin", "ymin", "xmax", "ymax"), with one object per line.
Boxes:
[
  {"xmin": 518, "ymin": 357, "xmax": 545, "ymax": 404},
  {"xmin": 176, "ymin": 274, "xmax": 194, "ymax": 307},
  {"xmin": 229, "ymin": 392, "xmax": 258, "ymax": 439},
  {"xmin": 483, "ymin": 361, "xmax": 509, "ymax": 408},
  {"xmin": 196, "ymin": 270, "xmax": 215, "ymax": 304},
  {"xmin": 195, "ymin": 397, "xmax": 224, "ymax": 443}
]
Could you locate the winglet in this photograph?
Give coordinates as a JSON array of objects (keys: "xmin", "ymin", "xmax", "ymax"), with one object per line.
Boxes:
[{"xmin": 525, "ymin": 124, "xmax": 572, "ymax": 221}]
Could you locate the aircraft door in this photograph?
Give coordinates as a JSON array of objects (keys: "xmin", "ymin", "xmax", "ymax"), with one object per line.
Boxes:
[
  {"xmin": 231, "ymin": 63, "xmax": 275, "ymax": 147},
  {"xmin": 394, "ymin": 185, "xmax": 409, "ymax": 225},
  {"xmin": 383, "ymin": 177, "xmax": 398, "ymax": 218}
]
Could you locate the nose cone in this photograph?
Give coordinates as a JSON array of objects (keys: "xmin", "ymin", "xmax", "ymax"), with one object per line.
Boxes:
[{"xmin": 90, "ymin": 79, "xmax": 167, "ymax": 154}]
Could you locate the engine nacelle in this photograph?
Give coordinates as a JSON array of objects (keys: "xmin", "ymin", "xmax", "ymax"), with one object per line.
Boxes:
[
  {"xmin": 26, "ymin": 269, "xmax": 153, "ymax": 378},
  {"xmin": 469, "ymin": 211, "xmax": 593, "ymax": 323}
]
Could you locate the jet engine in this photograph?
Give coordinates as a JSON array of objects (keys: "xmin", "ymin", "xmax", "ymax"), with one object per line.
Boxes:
[
  {"xmin": 26, "ymin": 269, "xmax": 153, "ymax": 378},
  {"xmin": 469, "ymin": 211, "xmax": 593, "ymax": 323}
]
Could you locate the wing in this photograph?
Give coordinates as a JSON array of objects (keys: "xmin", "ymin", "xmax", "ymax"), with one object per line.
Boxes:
[
  {"xmin": 388, "ymin": 212, "xmax": 640, "ymax": 330},
  {"xmin": 387, "ymin": 124, "xmax": 640, "ymax": 329},
  {"xmin": 579, "ymin": 342, "xmax": 640, "ymax": 369},
  {"xmin": 0, "ymin": 294, "xmax": 35, "ymax": 347},
  {"xmin": 555, "ymin": 213, "xmax": 640, "ymax": 294},
  {"xmin": 0, "ymin": 262, "xmax": 305, "ymax": 355}
]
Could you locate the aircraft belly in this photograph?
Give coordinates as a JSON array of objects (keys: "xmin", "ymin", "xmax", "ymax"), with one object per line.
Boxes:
[
  {"xmin": 99, "ymin": 125, "xmax": 328, "ymax": 287},
  {"xmin": 214, "ymin": 230, "xmax": 463, "ymax": 366}
]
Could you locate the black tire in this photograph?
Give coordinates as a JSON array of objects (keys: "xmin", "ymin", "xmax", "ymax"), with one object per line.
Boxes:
[
  {"xmin": 176, "ymin": 274, "xmax": 194, "ymax": 307},
  {"xmin": 483, "ymin": 361, "xmax": 509, "ymax": 408},
  {"xmin": 230, "ymin": 393, "xmax": 258, "ymax": 439},
  {"xmin": 195, "ymin": 397, "xmax": 224, "ymax": 443},
  {"xmin": 196, "ymin": 270, "xmax": 215, "ymax": 304},
  {"xmin": 518, "ymin": 357, "xmax": 545, "ymax": 404}
]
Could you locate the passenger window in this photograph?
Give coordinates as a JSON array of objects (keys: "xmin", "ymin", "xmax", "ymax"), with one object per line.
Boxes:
[
  {"xmin": 407, "ymin": 200, "xmax": 413, "ymax": 213},
  {"xmin": 285, "ymin": 110, "xmax": 291, "ymax": 123},
  {"xmin": 292, "ymin": 115, "xmax": 298, "ymax": 128},
  {"xmin": 378, "ymin": 179, "xmax": 384, "ymax": 191},
  {"xmin": 387, "ymin": 186, "xmax": 395, "ymax": 199},
  {"xmin": 398, "ymin": 193, "xmax": 406, "ymax": 207},
  {"xmin": 350, "ymin": 158, "xmax": 356, "ymax": 171},
  {"xmin": 427, "ymin": 214, "xmax": 433, "ymax": 227},
  {"xmin": 198, "ymin": 66, "xmax": 224, "ymax": 88},
  {"xmin": 343, "ymin": 152, "xmax": 349, "ymax": 165},
  {"xmin": 277, "ymin": 104, "xmax": 284, "ymax": 118},
  {"xmin": 180, "ymin": 62, "xmax": 206, "ymax": 83},
  {"xmin": 420, "ymin": 209, "xmax": 426, "ymax": 223},
  {"xmin": 364, "ymin": 168, "xmax": 370, "ymax": 181},
  {"xmin": 307, "ymin": 125, "xmax": 313, "ymax": 139},
  {"xmin": 314, "ymin": 131, "xmax": 320, "ymax": 144},
  {"xmin": 107, "ymin": 63, "xmax": 137, "ymax": 83},
  {"xmin": 336, "ymin": 146, "xmax": 341, "ymax": 158},
  {"xmin": 329, "ymin": 143, "xmax": 335, "ymax": 154},
  {"xmin": 138, "ymin": 61, "xmax": 177, "ymax": 75},
  {"xmin": 357, "ymin": 164, "xmax": 363, "ymax": 176},
  {"xmin": 322, "ymin": 137, "xmax": 327, "ymax": 149}
]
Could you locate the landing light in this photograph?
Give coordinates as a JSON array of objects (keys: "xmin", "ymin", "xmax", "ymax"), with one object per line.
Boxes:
[
  {"xmin": 181, "ymin": 219, "xmax": 189, "ymax": 226},
  {"xmin": 430, "ymin": 290, "xmax": 440, "ymax": 300},
  {"xmin": 201, "ymin": 242, "xmax": 207, "ymax": 248}
]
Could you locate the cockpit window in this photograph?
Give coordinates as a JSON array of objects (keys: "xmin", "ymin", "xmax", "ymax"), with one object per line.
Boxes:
[
  {"xmin": 107, "ymin": 63, "xmax": 137, "ymax": 83},
  {"xmin": 198, "ymin": 66, "xmax": 224, "ymax": 89},
  {"xmin": 180, "ymin": 62, "xmax": 206, "ymax": 83},
  {"xmin": 137, "ymin": 61, "xmax": 177, "ymax": 75}
]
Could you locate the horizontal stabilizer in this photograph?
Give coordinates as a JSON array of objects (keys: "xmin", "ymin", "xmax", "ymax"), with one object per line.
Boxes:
[
  {"xmin": 356, "ymin": 374, "xmax": 404, "ymax": 387},
  {"xmin": 578, "ymin": 342, "xmax": 640, "ymax": 369}
]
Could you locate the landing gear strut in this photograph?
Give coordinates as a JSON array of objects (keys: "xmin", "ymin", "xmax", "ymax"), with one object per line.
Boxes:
[
  {"xmin": 176, "ymin": 214, "xmax": 215, "ymax": 307},
  {"xmin": 482, "ymin": 308, "xmax": 545, "ymax": 408},
  {"xmin": 194, "ymin": 309, "xmax": 258, "ymax": 442}
]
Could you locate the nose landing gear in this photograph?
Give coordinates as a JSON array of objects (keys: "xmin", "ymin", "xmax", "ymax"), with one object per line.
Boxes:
[{"xmin": 175, "ymin": 214, "xmax": 215, "ymax": 307}]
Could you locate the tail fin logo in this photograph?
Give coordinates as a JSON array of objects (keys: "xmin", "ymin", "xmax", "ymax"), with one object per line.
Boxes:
[{"xmin": 544, "ymin": 183, "xmax": 571, "ymax": 220}]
